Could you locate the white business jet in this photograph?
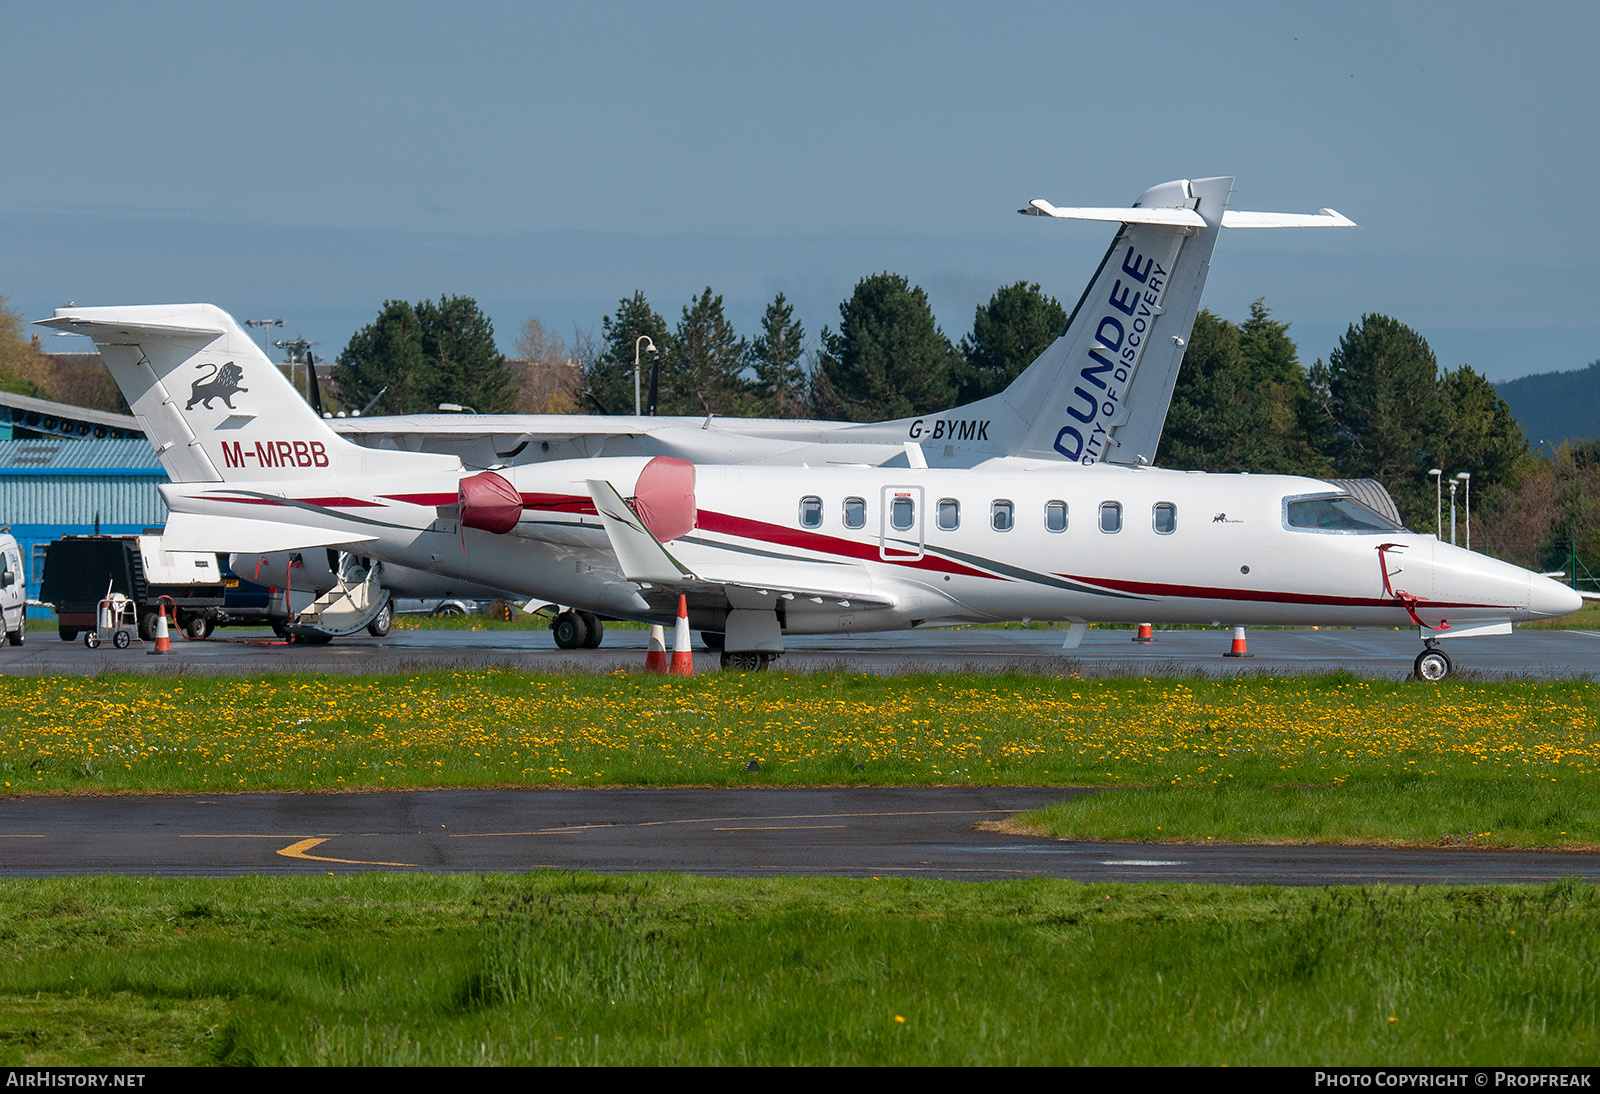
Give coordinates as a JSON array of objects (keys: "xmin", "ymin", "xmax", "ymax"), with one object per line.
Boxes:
[{"xmin": 36, "ymin": 301, "xmax": 1582, "ymax": 678}]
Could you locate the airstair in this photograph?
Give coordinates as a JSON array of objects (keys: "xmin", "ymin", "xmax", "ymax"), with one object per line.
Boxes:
[{"xmin": 285, "ymin": 553, "xmax": 391, "ymax": 640}]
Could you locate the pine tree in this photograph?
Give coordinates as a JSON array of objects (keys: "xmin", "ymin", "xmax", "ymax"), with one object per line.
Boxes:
[
  {"xmin": 590, "ymin": 292, "xmax": 673, "ymax": 415},
  {"xmin": 667, "ymin": 288, "xmax": 747, "ymax": 416},
  {"xmin": 813, "ymin": 272, "xmax": 955, "ymax": 422},
  {"xmin": 955, "ymin": 281, "xmax": 1066, "ymax": 402},
  {"xmin": 746, "ymin": 292, "xmax": 808, "ymax": 417}
]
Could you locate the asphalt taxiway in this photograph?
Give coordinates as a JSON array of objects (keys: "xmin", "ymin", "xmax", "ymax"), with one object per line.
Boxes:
[
  {"xmin": 4, "ymin": 786, "xmax": 1597, "ymax": 885},
  {"xmin": 4, "ymin": 624, "xmax": 1597, "ymax": 679}
]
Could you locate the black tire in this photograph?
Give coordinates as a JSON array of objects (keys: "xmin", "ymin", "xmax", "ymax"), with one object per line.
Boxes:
[
  {"xmin": 699, "ymin": 630, "xmax": 725, "ymax": 650},
  {"xmin": 138, "ymin": 610, "xmax": 160, "ymax": 642},
  {"xmin": 85, "ymin": 632, "xmax": 100, "ymax": 649},
  {"xmin": 720, "ymin": 651, "xmax": 768, "ymax": 672},
  {"xmin": 112, "ymin": 629, "xmax": 131, "ymax": 650},
  {"xmin": 552, "ymin": 611, "xmax": 589, "ymax": 650},
  {"xmin": 58, "ymin": 626, "xmax": 77, "ymax": 642},
  {"xmin": 433, "ymin": 602, "xmax": 467, "ymax": 617},
  {"xmin": 579, "ymin": 612, "xmax": 604, "ymax": 649},
  {"xmin": 1414, "ymin": 649, "xmax": 1451, "ymax": 682},
  {"xmin": 183, "ymin": 614, "xmax": 213, "ymax": 640},
  {"xmin": 6, "ymin": 628, "xmax": 22, "ymax": 647},
  {"xmin": 366, "ymin": 601, "xmax": 394, "ymax": 638}
]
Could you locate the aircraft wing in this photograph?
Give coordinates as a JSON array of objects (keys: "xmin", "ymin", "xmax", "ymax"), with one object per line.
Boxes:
[{"xmin": 583, "ymin": 479, "xmax": 894, "ymax": 609}]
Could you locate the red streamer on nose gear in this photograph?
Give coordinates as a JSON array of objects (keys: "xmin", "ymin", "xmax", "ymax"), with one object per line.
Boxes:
[{"xmin": 1376, "ymin": 542, "xmax": 1450, "ymax": 631}]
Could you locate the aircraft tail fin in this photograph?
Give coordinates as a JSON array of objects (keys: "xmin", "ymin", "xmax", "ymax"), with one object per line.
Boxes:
[
  {"xmin": 874, "ymin": 178, "xmax": 1354, "ymax": 466},
  {"xmin": 35, "ymin": 304, "xmax": 459, "ymax": 483}
]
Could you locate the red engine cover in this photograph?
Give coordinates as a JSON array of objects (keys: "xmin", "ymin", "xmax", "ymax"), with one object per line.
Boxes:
[
  {"xmin": 632, "ymin": 456, "xmax": 696, "ymax": 542},
  {"xmin": 458, "ymin": 470, "xmax": 522, "ymax": 534}
]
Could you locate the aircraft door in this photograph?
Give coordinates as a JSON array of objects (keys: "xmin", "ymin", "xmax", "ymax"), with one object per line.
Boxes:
[{"xmin": 879, "ymin": 486, "xmax": 925, "ymax": 561}]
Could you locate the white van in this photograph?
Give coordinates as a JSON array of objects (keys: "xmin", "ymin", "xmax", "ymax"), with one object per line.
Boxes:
[{"xmin": 0, "ymin": 531, "xmax": 26, "ymax": 646}]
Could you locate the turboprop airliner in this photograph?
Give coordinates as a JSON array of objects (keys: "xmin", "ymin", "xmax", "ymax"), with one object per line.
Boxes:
[
  {"xmin": 273, "ymin": 177, "xmax": 1357, "ymax": 475},
  {"xmin": 36, "ymin": 302, "xmax": 1582, "ymax": 678}
]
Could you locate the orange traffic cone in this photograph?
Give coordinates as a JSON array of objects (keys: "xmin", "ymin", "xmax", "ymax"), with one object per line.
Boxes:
[
  {"xmin": 1132, "ymin": 622, "xmax": 1155, "ymax": 644},
  {"xmin": 668, "ymin": 595, "xmax": 695, "ymax": 676},
  {"xmin": 149, "ymin": 602, "xmax": 171, "ymax": 655},
  {"xmin": 644, "ymin": 624, "xmax": 668, "ymax": 673},
  {"xmin": 1223, "ymin": 625, "xmax": 1252, "ymax": 658}
]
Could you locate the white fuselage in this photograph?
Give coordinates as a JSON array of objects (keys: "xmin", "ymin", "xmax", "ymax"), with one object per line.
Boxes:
[{"xmin": 160, "ymin": 458, "xmax": 1581, "ymax": 644}]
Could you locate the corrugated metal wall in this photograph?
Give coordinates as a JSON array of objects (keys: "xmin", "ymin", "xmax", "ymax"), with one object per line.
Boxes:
[{"xmin": 0, "ymin": 475, "xmax": 168, "ymax": 525}]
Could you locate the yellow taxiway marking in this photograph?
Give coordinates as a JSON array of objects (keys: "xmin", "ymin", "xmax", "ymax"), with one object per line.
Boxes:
[
  {"xmin": 276, "ymin": 837, "xmax": 418, "ymax": 868},
  {"xmin": 456, "ymin": 809, "xmax": 1018, "ymax": 838}
]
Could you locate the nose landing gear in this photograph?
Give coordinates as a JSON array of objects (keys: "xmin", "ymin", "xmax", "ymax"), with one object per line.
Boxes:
[{"xmin": 1413, "ymin": 644, "xmax": 1452, "ymax": 682}]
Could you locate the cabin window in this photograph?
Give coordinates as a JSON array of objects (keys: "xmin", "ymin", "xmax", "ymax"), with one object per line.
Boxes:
[
  {"xmin": 937, "ymin": 498, "xmax": 960, "ymax": 531},
  {"xmin": 1099, "ymin": 501, "xmax": 1122, "ymax": 533},
  {"xmin": 799, "ymin": 496, "xmax": 823, "ymax": 528},
  {"xmin": 890, "ymin": 495, "xmax": 916, "ymax": 532},
  {"xmin": 843, "ymin": 496, "xmax": 866, "ymax": 530},
  {"xmin": 1045, "ymin": 500, "xmax": 1068, "ymax": 533},
  {"xmin": 1153, "ymin": 502, "xmax": 1176, "ymax": 534},
  {"xmin": 991, "ymin": 500, "xmax": 1014, "ymax": 532}
]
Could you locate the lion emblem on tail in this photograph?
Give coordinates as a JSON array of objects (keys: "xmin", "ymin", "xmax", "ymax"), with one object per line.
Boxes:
[{"xmin": 186, "ymin": 362, "xmax": 248, "ymax": 410}]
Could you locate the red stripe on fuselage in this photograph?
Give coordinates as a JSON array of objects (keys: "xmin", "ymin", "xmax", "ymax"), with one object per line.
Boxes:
[
  {"xmin": 696, "ymin": 510, "xmax": 993, "ymax": 578},
  {"xmin": 1060, "ymin": 574, "xmax": 1491, "ymax": 611}
]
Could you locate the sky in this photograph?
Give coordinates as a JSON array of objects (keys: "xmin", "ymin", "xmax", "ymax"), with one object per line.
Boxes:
[{"xmin": 6, "ymin": 0, "xmax": 1599, "ymax": 383}]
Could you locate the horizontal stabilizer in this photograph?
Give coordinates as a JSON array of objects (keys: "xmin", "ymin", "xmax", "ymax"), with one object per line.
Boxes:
[
  {"xmin": 1021, "ymin": 200, "xmax": 1204, "ymax": 226},
  {"xmin": 1220, "ymin": 208, "xmax": 1357, "ymax": 228},
  {"xmin": 1023, "ymin": 199, "xmax": 1356, "ymax": 229},
  {"xmin": 160, "ymin": 513, "xmax": 376, "ymax": 554},
  {"xmin": 35, "ymin": 313, "xmax": 224, "ymax": 341}
]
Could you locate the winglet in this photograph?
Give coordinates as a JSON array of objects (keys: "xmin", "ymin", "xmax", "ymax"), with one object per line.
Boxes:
[{"xmin": 585, "ymin": 479, "xmax": 696, "ymax": 584}]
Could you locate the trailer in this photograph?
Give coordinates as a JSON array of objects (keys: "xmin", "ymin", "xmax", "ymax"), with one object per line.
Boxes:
[{"xmin": 39, "ymin": 534, "xmax": 270, "ymax": 641}]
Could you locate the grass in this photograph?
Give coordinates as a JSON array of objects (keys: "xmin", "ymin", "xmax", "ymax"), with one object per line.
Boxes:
[
  {"xmin": 0, "ymin": 873, "xmax": 1595, "ymax": 1066},
  {"xmin": 2, "ymin": 670, "xmax": 1596, "ymax": 848}
]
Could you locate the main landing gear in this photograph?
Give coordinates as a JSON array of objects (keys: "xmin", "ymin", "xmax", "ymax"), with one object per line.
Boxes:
[
  {"xmin": 552, "ymin": 609, "xmax": 605, "ymax": 650},
  {"xmin": 719, "ymin": 651, "xmax": 778, "ymax": 671},
  {"xmin": 1413, "ymin": 643, "xmax": 1452, "ymax": 682}
]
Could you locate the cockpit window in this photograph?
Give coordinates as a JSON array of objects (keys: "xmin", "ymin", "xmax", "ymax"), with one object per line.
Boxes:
[{"xmin": 1284, "ymin": 494, "xmax": 1405, "ymax": 533}]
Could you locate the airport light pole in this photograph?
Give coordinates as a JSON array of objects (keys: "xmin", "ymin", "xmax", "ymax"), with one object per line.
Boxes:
[
  {"xmin": 633, "ymin": 336, "xmax": 658, "ymax": 416},
  {"xmin": 1429, "ymin": 468, "xmax": 1443, "ymax": 539},
  {"xmin": 274, "ymin": 337, "xmax": 315, "ymax": 399},
  {"xmin": 244, "ymin": 318, "xmax": 285, "ymax": 357},
  {"xmin": 1449, "ymin": 479, "xmax": 1459, "ymax": 545},
  {"xmin": 1457, "ymin": 471, "xmax": 1471, "ymax": 550}
]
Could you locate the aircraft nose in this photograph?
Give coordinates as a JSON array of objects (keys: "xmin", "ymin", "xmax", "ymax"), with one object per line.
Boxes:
[{"xmin": 1528, "ymin": 573, "xmax": 1584, "ymax": 620}]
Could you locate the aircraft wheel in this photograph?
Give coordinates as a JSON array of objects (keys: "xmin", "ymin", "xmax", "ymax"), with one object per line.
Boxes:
[
  {"xmin": 1414, "ymin": 648, "xmax": 1452, "ymax": 682},
  {"xmin": 552, "ymin": 610, "xmax": 589, "ymax": 650},
  {"xmin": 579, "ymin": 612, "xmax": 604, "ymax": 648},
  {"xmin": 720, "ymin": 651, "xmax": 769, "ymax": 672},
  {"xmin": 699, "ymin": 630, "xmax": 725, "ymax": 650},
  {"xmin": 7, "ymin": 628, "xmax": 23, "ymax": 647},
  {"xmin": 184, "ymin": 614, "xmax": 213, "ymax": 640},
  {"xmin": 366, "ymin": 601, "xmax": 394, "ymax": 637},
  {"xmin": 112, "ymin": 629, "xmax": 131, "ymax": 650},
  {"xmin": 58, "ymin": 627, "xmax": 77, "ymax": 642}
]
